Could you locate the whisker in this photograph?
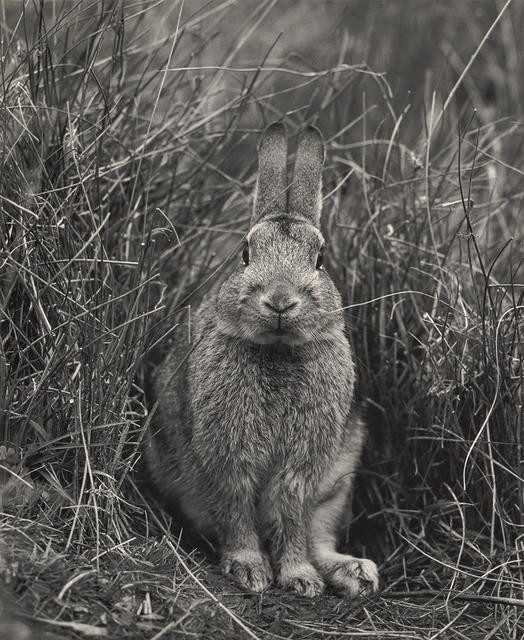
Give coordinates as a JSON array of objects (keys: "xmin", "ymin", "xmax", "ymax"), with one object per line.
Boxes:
[{"xmin": 325, "ymin": 290, "xmax": 464, "ymax": 315}]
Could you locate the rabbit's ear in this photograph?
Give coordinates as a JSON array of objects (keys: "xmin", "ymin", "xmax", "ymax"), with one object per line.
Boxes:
[
  {"xmin": 288, "ymin": 125, "xmax": 325, "ymax": 226},
  {"xmin": 252, "ymin": 122, "xmax": 288, "ymax": 224}
]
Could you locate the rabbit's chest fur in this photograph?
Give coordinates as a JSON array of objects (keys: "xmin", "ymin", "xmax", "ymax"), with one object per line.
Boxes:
[{"xmin": 186, "ymin": 313, "xmax": 354, "ymax": 491}]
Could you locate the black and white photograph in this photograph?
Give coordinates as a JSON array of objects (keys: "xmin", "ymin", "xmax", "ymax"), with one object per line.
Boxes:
[{"xmin": 0, "ymin": 1, "xmax": 522, "ymax": 638}]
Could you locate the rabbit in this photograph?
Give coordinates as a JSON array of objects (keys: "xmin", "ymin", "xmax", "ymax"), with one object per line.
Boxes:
[{"xmin": 145, "ymin": 122, "xmax": 378, "ymax": 598}]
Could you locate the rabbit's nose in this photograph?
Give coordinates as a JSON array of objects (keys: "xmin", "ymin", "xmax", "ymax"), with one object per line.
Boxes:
[{"xmin": 261, "ymin": 293, "xmax": 300, "ymax": 314}]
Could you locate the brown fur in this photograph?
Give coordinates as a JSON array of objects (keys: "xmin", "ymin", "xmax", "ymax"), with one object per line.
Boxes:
[{"xmin": 145, "ymin": 123, "xmax": 378, "ymax": 597}]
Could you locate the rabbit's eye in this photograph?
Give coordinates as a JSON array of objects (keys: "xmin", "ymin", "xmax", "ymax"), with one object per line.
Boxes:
[
  {"xmin": 316, "ymin": 247, "xmax": 324, "ymax": 270},
  {"xmin": 242, "ymin": 244, "xmax": 250, "ymax": 266}
]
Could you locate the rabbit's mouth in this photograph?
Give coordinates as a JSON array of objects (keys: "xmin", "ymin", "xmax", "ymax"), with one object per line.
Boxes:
[
  {"xmin": 255, "ymin": 327, "xmax": 308, "ymax": 346},
  {"xmin": 268, "ymin": 328, "xmax": 289, "ymax": 339}
]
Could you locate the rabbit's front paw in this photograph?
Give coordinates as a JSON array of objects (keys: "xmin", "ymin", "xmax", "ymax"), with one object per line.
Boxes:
[
  {"xmin": 325, "ymin": 556, "xmax": 379, "ymax": 597},
  {"xmin": 278, "ymin": 562, "xmax": 325, "ymax": 598},
  {"xmin": 222, "ymin": 549, "xmax": 273, "ymax": 593}
]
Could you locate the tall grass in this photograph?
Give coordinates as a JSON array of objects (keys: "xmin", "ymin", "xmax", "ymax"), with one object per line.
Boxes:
[{"xmin": 0, "ymin": 1, "xmax": 522, "ymax": 638}]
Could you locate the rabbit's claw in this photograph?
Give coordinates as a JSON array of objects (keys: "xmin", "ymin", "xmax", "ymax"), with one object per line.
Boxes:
[
  {"xmin": 222, "ymin": 549, "xmax": 273, "ymax": 593},
  {"xmin": 326, "ymin": 557, "xmax": 379, "ymax": 597},
  {"xmin": 278, "ymin": 562, "xmax": 325, "ymax": 598}
]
